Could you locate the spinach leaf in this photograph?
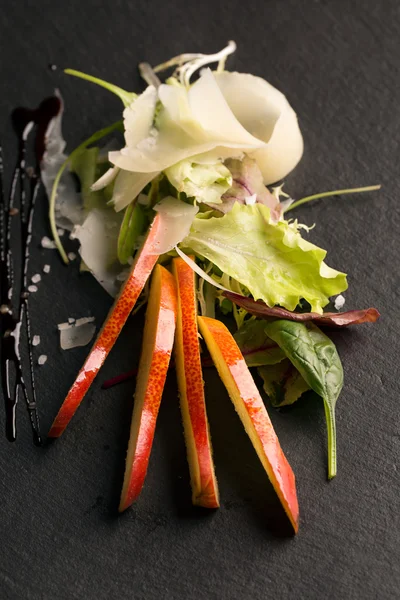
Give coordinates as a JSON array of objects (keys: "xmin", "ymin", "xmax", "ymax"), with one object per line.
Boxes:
[
  {"xmin": 233, "ymin": 318, "xmax": 286, "ymax": 367},
  {"xmin": 258, "ymin": 360, "xmax": 310, "ymax": 407},
  {"xmin": 117, "ymin": 202, "xmax": 146, "ymax": 265},
  {"xmin": 264, "ymin": 320, "xmax": 343, "ymax": 479}
]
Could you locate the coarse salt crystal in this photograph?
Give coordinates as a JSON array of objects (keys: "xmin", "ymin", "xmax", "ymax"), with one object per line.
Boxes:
[
  {"xmin": 68, "ymin": 317, "xmax": 75, "ymax": 324},
  {"xmin": 32, "ymin": 335, "xmax": 40, "ymax": 346},
  {"xmin": 43, "ymin": 264, "xmax": 51, "ymax": 274},
  {"xmin": 244, "ymin": 194, "xmax": 257, "ymax": 206},
  {"xmin": 38, "ymin": 355, "xmax": 47, "ymax": 365},
  {"xmin": 31, "ymin": 274, "xmax": 41, "ymax": 284},
  {"xmin": 41, "ymin": 236, "xmax": 57, "ymax": 249},
  {"xmin": 28, "ymin": 285, "xmax": 38, "ymax": 293},
  {"xmin": 334, "ymin": 294, "xmax": 346, "ymax": 310},
  {"xmin": 68, "ymin": 252, "xmax": 77, "ymax": 261}
]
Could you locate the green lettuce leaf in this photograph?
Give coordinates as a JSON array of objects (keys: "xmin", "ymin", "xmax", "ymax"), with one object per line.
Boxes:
[
  {"xmin": 182, "ymin": 203, "xmax": 347, "ymax": 313},
  {"xmin": 164, "ymin": 159, "xmax": 232, "ymax": 205}
]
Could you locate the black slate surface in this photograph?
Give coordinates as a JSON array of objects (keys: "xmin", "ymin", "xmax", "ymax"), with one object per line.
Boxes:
[{"xmin": 0, "ymin": 1, "xmax": 399, "ymax": 598}]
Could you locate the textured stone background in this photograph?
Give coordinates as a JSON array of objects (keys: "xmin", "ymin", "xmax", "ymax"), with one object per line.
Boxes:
[{"xmin": 0, "ymin": 1, "xmax": 398, "ymax": 598}]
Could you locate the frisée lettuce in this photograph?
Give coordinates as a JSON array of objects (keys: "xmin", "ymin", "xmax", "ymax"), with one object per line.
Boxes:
[{"xmin": 182, "ymin": 203, "xmax": 348, "ymax": 313}]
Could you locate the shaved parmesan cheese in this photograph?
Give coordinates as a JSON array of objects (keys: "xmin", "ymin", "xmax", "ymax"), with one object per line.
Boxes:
[
  {"xmin": 152, "ymin": 197, "xmax": 198, "ymax": 255},
  {"xmin": 58, "ymin": 317, "xmax": 96, "ymax": 350},
  {"xmin": 75, "ymin": 316, "xmax": 95, "ymax": 326},
  {"xmin": 90, "ymin": 165, "xmax": 119, "ymax": 191},
  {"xmin": 214, "ymin": 71, "xmax": 303, "ymax": 184},
  {"xmin": 71, "ymin": 208, "xmax": 124, "ymax": 297},
  {"xmin": 41, "ymin": 97, "xmax": 84, "ymax": 230},
  {"xmin": 108, "ymin": 69, "xmax": 265, "ymax": 177}
]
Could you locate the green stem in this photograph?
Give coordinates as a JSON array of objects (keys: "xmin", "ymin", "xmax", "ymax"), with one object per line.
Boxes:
[
  {"xmin": 323, "ymin": 398, "xmax": 337, "ymax": 479},
  {"xmin": 48, "ymin": 120, "xmax": 123, "ymax": 264},
  {"xmin": 64, "ymin": 69, "xmax": 136, "ymax": 107},
  {"xmin": 286, "ymin": 185, "xmax": 381, "ymax": 212}
]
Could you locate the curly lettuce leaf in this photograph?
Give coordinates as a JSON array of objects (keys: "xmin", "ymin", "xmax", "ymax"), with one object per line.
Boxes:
[
  {"xmin": 164, "ymin": 159, "xmax": 232, "ymax": 204},
  {"xmin": 182, "ymin": 203, "xmax": 347, "ymax": 313}
]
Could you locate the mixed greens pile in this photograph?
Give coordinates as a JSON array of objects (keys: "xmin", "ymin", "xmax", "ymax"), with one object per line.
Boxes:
[{"xmin": 45, "ymin": 41, "xmax": 379, "ymax": 478}]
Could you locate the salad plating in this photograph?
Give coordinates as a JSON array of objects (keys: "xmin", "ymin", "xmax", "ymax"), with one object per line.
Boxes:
[{"xmin": 1, "ymin": 42, "xmax": 380, "ymax": 533}]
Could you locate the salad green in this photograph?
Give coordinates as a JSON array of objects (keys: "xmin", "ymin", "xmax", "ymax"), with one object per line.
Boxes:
[{"xmin": 43, "ymin": 40, "xmax": 380, "ymax": 479}]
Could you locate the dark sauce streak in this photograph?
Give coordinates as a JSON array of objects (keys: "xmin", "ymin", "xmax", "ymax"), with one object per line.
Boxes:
[{"xmin": 0, "ymin": 96, "xmax": 61, "ymax": 444}]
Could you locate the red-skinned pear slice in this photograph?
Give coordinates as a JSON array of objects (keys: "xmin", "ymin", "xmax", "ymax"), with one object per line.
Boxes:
[
  {"xmin": 197, "ymin": 316, "xmax": 299, "ymax": 533},
  {"xmin": 119, "ymin": 265, "xmax": 177, "ymax": 512},
  {"xmin": 172, "ymin": 258, "xmax": 219, "ymax": 508},
  {"xmin": 48, "ymin": 214, "xmax": 163, "ymax": 438}
]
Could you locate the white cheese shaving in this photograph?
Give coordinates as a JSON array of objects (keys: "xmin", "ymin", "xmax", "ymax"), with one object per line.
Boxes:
[{"xmin": 57, "ymin": 317, "xmax": 96, "ymax": 350}]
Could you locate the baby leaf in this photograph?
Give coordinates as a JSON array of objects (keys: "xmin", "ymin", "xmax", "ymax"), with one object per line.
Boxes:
[
  {"xmin": 264, "ymin": 320, "xmax": 343, "ymax": 479},
  {"xmin": 224, "ymin": 291, "xmax": 380, "ymax": 327},
  {"xmin": 118, "ymin": 203, "xmax": 146, "ymax": 264},
  {"xmin": 258, "ymin": 360, "xmax": 310, "ymax": 407},
  {"xmin": 233, "ymin": 318, "xmax": 286, "ymax": 367}
]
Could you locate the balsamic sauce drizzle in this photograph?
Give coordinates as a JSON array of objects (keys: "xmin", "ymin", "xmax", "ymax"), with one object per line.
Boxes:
[{"xmin": 0, "ymin": 96, "xmax": 61, "ymax": 444}]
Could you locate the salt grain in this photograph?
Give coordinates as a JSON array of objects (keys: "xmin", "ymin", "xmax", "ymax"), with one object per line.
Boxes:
[
  {"xmin": 38, "ymin": 355, "xmax": 47, "ymax": 365},
  {"xmin": 334, "ymin": 294, "xmax": 346, "ymax": 310},
  {"xmin": 43, "ymin": 264, "xmax": 51, "ymax": 274},
  {"xmin": 41, "ymin": 236, "xmax": 57, "ymax": 249},
  {"xmin": 68, "ymin": 317, "xmax": 75, "ymax": 324},
  {"xmin": 28, "ymin": 285, "xmax": 38, "ymax": 293},
  {"xmin": 68, "ymin": 252, "xmax": 77, "ymax": 261},
  {"xmin": 32, "ymin": 335, "xmax": 41, "ymax": 347},
  {"xmin": 31, "ymin": 274, "xmax": 41, "ymax": 284}
]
